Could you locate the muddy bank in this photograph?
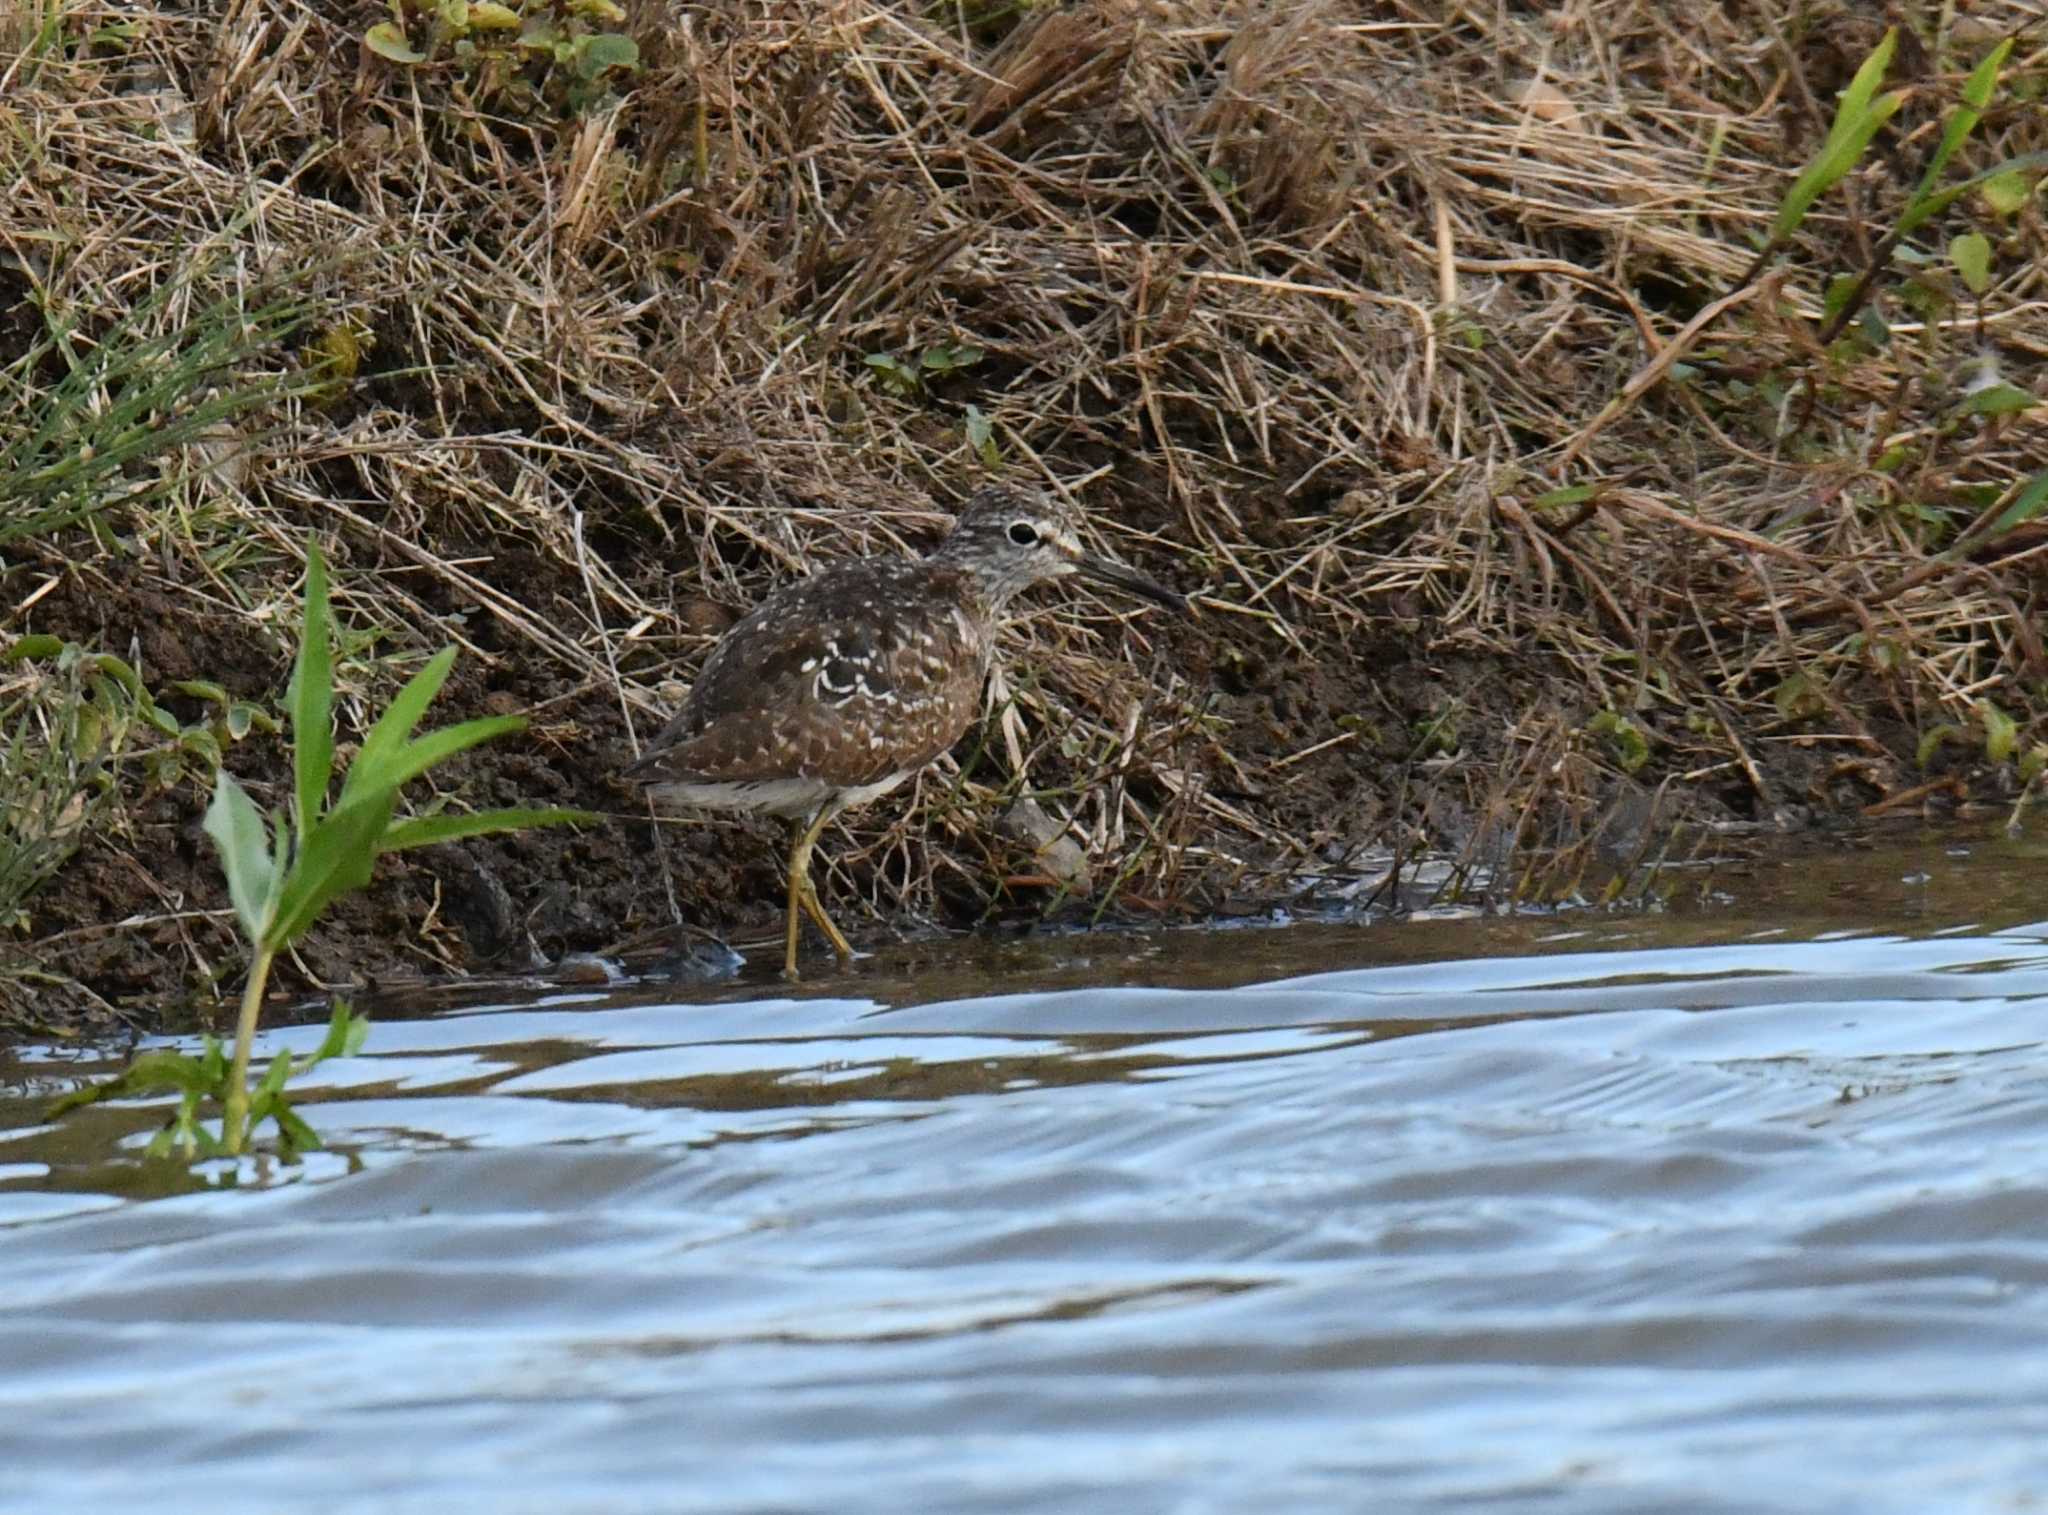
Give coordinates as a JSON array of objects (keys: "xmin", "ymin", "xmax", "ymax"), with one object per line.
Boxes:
[
  {"xmin": 4, "ymin": 1, "xmax": 2044, "ymax": 1036},
  {"xmin": 7, "ymin": 511, "xmax": 1597, "ymax": 1033}
]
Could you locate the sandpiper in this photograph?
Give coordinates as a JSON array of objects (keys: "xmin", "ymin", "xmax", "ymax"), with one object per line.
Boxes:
[{"xmin": 622, "ymin": 484, "xmax": 1186, "ymax": 978}]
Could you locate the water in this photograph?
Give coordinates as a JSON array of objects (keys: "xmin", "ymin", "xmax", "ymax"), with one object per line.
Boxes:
[{"xmin": 5, "ymin": 827, "xmax": 2048, "ymax": 1511}]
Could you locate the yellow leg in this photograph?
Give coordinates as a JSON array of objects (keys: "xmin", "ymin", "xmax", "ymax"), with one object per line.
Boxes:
[{"xmin": 782, "ymin": 805, "xmax": 853, "ymax": 980}]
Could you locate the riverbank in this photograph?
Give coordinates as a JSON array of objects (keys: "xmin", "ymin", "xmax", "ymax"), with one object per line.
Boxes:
[{"xmin": 4, "ymin": 1, "xmax": 2044, "ymax": 1037}]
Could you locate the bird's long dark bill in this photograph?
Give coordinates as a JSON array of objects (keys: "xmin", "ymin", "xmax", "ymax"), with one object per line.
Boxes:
[{"xmin": 1075, "ymin": 555, "xmax": 1189, "ymax": 615}]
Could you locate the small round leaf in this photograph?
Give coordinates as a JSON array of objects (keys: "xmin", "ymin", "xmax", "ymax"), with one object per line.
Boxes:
[{"xmin": 364, "ymin": 22, "xmax": 426, "ymax": 63}]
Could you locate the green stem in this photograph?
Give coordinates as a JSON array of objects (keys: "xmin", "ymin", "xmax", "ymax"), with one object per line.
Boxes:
[{"xmin": 222, "ymin": 945, "xmax": 275, "ymax": 1157}]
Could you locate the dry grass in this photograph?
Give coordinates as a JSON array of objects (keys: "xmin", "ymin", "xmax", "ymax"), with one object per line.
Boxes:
[{"xmin": 4, "ymin": 0, "xmax": 2048, "ymax": 1011}]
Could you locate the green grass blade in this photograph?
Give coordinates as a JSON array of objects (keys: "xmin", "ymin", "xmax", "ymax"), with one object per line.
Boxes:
[
  {"xmin": 1832, "ymin": 27, "xmax": 1897, "ymax": 136},
  {"xmin": 203, "ymin": 771, "xmax": 280, "ymax": 946},
  {"xmin": 339, "ymin": 646, "xmax": 459, "ymax": 803},
  {"xmin": 1774, "ymin": 89, "xmax": 1906, "ymax": 241},
  {"xmin": 379, "ymin": 806, "xmax": 594, "ymax": 853},
  {"xmin": 290, "ymin": 546, "xmax": 336, "ymax": 834},
  {"xmin": 1771, "ymin": 28, "xmax": 1898, "ymax": 241},
  {"xmin": 0, "ymin": 273, "xmax": 324, "ymax": 548},
  {"xmin": 1908, "ymin": 39, "xmax": 2011, "ymax": 209}
]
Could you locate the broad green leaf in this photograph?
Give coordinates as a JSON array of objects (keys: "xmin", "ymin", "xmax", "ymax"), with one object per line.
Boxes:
[
  {"xmin": 1832, "ymin": 29, "xmax": 1897, "ymax": 135},
  {"xmin": 263, "ymin": 790, "xmax": 395, "ymax": 950},
  {"xmin": 340, "ymin": 645, "xmax": 456, "ymax": 802},
  {"xmin": 378, "ymin": 805, "xmax": 593, "ymax": 853},
  {"xmin": 148, "ymin": 1107, "xmax": 223, "ymax": 1160},
  {"xmin": 204, "ymin": 771, "xmax": 281, "ymax": 945},
  {"xmin": 1972, "ymin": 470, "xmax": 2048, "ymax": 547},
  {"xmin": 1949, "ymin": 232, "xmax": 1992, "ymax": 294},
  {"xmin": 178, "ymin": 726, "xmax": 223, "ymax": 771},
  {"xmin": 4, "ymin": 634, "xmax": 64, "ymax": 661},
  {"xmin": 1775, "ymin": 89, "xmax": 1906, "ymax": 240},
  {"xmin": 1962, "ymin": 383, "xmax": 2036, "ymax": 417},
  {"xmin": 363, "ymin": 21, "xmax": 425, "ymax": 63},
  {"xmin": 1588, "ymin": 711, "xmax": 1649, "ymax": 774},
  {"xmin": 92, "ymin": 654, "xmax": 148, "ymax": 700},
  {"xmin": 964, "ymin": 404, "xmax": 999, "ymax": 467},
  {"xmin": 290, "ymin": 545, "xmax": 336, "ymax": 831},
  {"xmin": 172, "ymin": 679, "xmax": 229, "ymax": 706},
  {"xmin": 469, "ymin": 0, "xmax": 520, "ymax": 26},
  {"xmin": 1774, "ymin": 30, "xmax": 1903, "ymax": 240},
  {"xmin": 45, "ymin": 1049, "xmax": 210, "ymax": 1115},
  {"xmin": 255, "ymin": 1048, "xmax": 293, "ymax": 1101},
  {"xmin": 1771, "ymin": 672, "xmax": 1825, "ymax": 720},
  {"xmin": 576, "ymin": 32, "xmax": 639, "ymax": 72},
  {"xmin": 1981, "ymin": 170, "xmax": 2032, "ymax": 216}
]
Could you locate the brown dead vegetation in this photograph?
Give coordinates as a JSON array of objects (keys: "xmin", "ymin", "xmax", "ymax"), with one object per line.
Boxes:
[{"xmin": 3, "ymin": 1, "xmax": 2046, "ymax": 1033}]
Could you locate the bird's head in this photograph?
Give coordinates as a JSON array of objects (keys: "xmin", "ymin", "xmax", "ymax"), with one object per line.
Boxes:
[{"xmin": 933, "ymin": 485, "xmax": 1187, "ymax": 616}]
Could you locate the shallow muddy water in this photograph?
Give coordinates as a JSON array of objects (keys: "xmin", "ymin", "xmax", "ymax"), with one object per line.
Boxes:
[{"xmin": 5, "ymin": 825, "xmax": 2048, "ymax": 1512}]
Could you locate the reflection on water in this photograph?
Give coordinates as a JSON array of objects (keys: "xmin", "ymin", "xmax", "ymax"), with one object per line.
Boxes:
[{"xmin": 4, "ymin": 825, "xmax": 2048, "ymax": 1512}]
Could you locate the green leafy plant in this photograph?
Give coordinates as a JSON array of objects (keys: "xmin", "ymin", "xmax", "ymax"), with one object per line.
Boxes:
[
  {"xmin": 0, "ymin": 634, "xmax": 279, "ymax": 931},
  {"xmin": 49, "ymin": 1001, "xmax": 369, "ymax": 1162},
  {"xmin": 1979, "ymin": 699, "xmax": 2019, "ymax": 766},
  {"xmin": 202, "ymin": 543, "xmax": 588, "ymax": 1154},
  {"xmin": 1760, "ymin": 30, "xmax": 2048, "ymax": 346},
  {"xmin": 862, "ymin": 342, "xmax": 984, "ymax": 399},
  {"xmin": 1588, "ymin": 709, "xmax": 1650, "ymax": 774},
  {"xmin": 963, "ymin": 403, "xmax": 1002, "ymax": 468},
  {"xmin": 0, "ymin": 272, "xmax": 320, "ymax": 548},
  {"xmin": 0, "ymin": 647, "xmax": 118, "ymax": 932},
  {"xmin": 365, "ymin": 0, "xmax": 641, "ymax": 116},
  {"xmin": 52, "ymin": 543, "xmax": 589, "ymax": 1159},
  {"xmin": 4, "ymin": 636, "xmax": 278, "ymax": 793}
]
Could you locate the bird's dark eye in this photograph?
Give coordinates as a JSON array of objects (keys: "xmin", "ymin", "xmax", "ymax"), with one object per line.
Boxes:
[{"xmin": 1007, "ymin": 521, "xmax": 1038, "ymax": 546}]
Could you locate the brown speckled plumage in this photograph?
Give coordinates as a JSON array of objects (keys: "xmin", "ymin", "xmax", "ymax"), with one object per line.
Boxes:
[
  {"xmin": 626, "ymin": 555, "xmax": 991, "ymax": 812},
  {"xmin": 622, "ymin": 484, "xmax": 1185, "ymax": 978}
]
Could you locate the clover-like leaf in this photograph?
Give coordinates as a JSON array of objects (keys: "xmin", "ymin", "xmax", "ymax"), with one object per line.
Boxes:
[{"xmin": 364, "ymin": 21, "xmax": 426, "ymax": 63}]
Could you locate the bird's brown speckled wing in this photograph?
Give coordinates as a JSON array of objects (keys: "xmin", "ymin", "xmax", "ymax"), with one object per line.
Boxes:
[{"xmin": 623, "ymin": 559, "xmax": 990, "ymax": 789}]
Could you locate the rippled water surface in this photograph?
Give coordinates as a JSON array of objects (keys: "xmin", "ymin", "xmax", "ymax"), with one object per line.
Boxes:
[{"xmin": 6, "ymin": 827, "xmax": 2048, "ymax": 1512}]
